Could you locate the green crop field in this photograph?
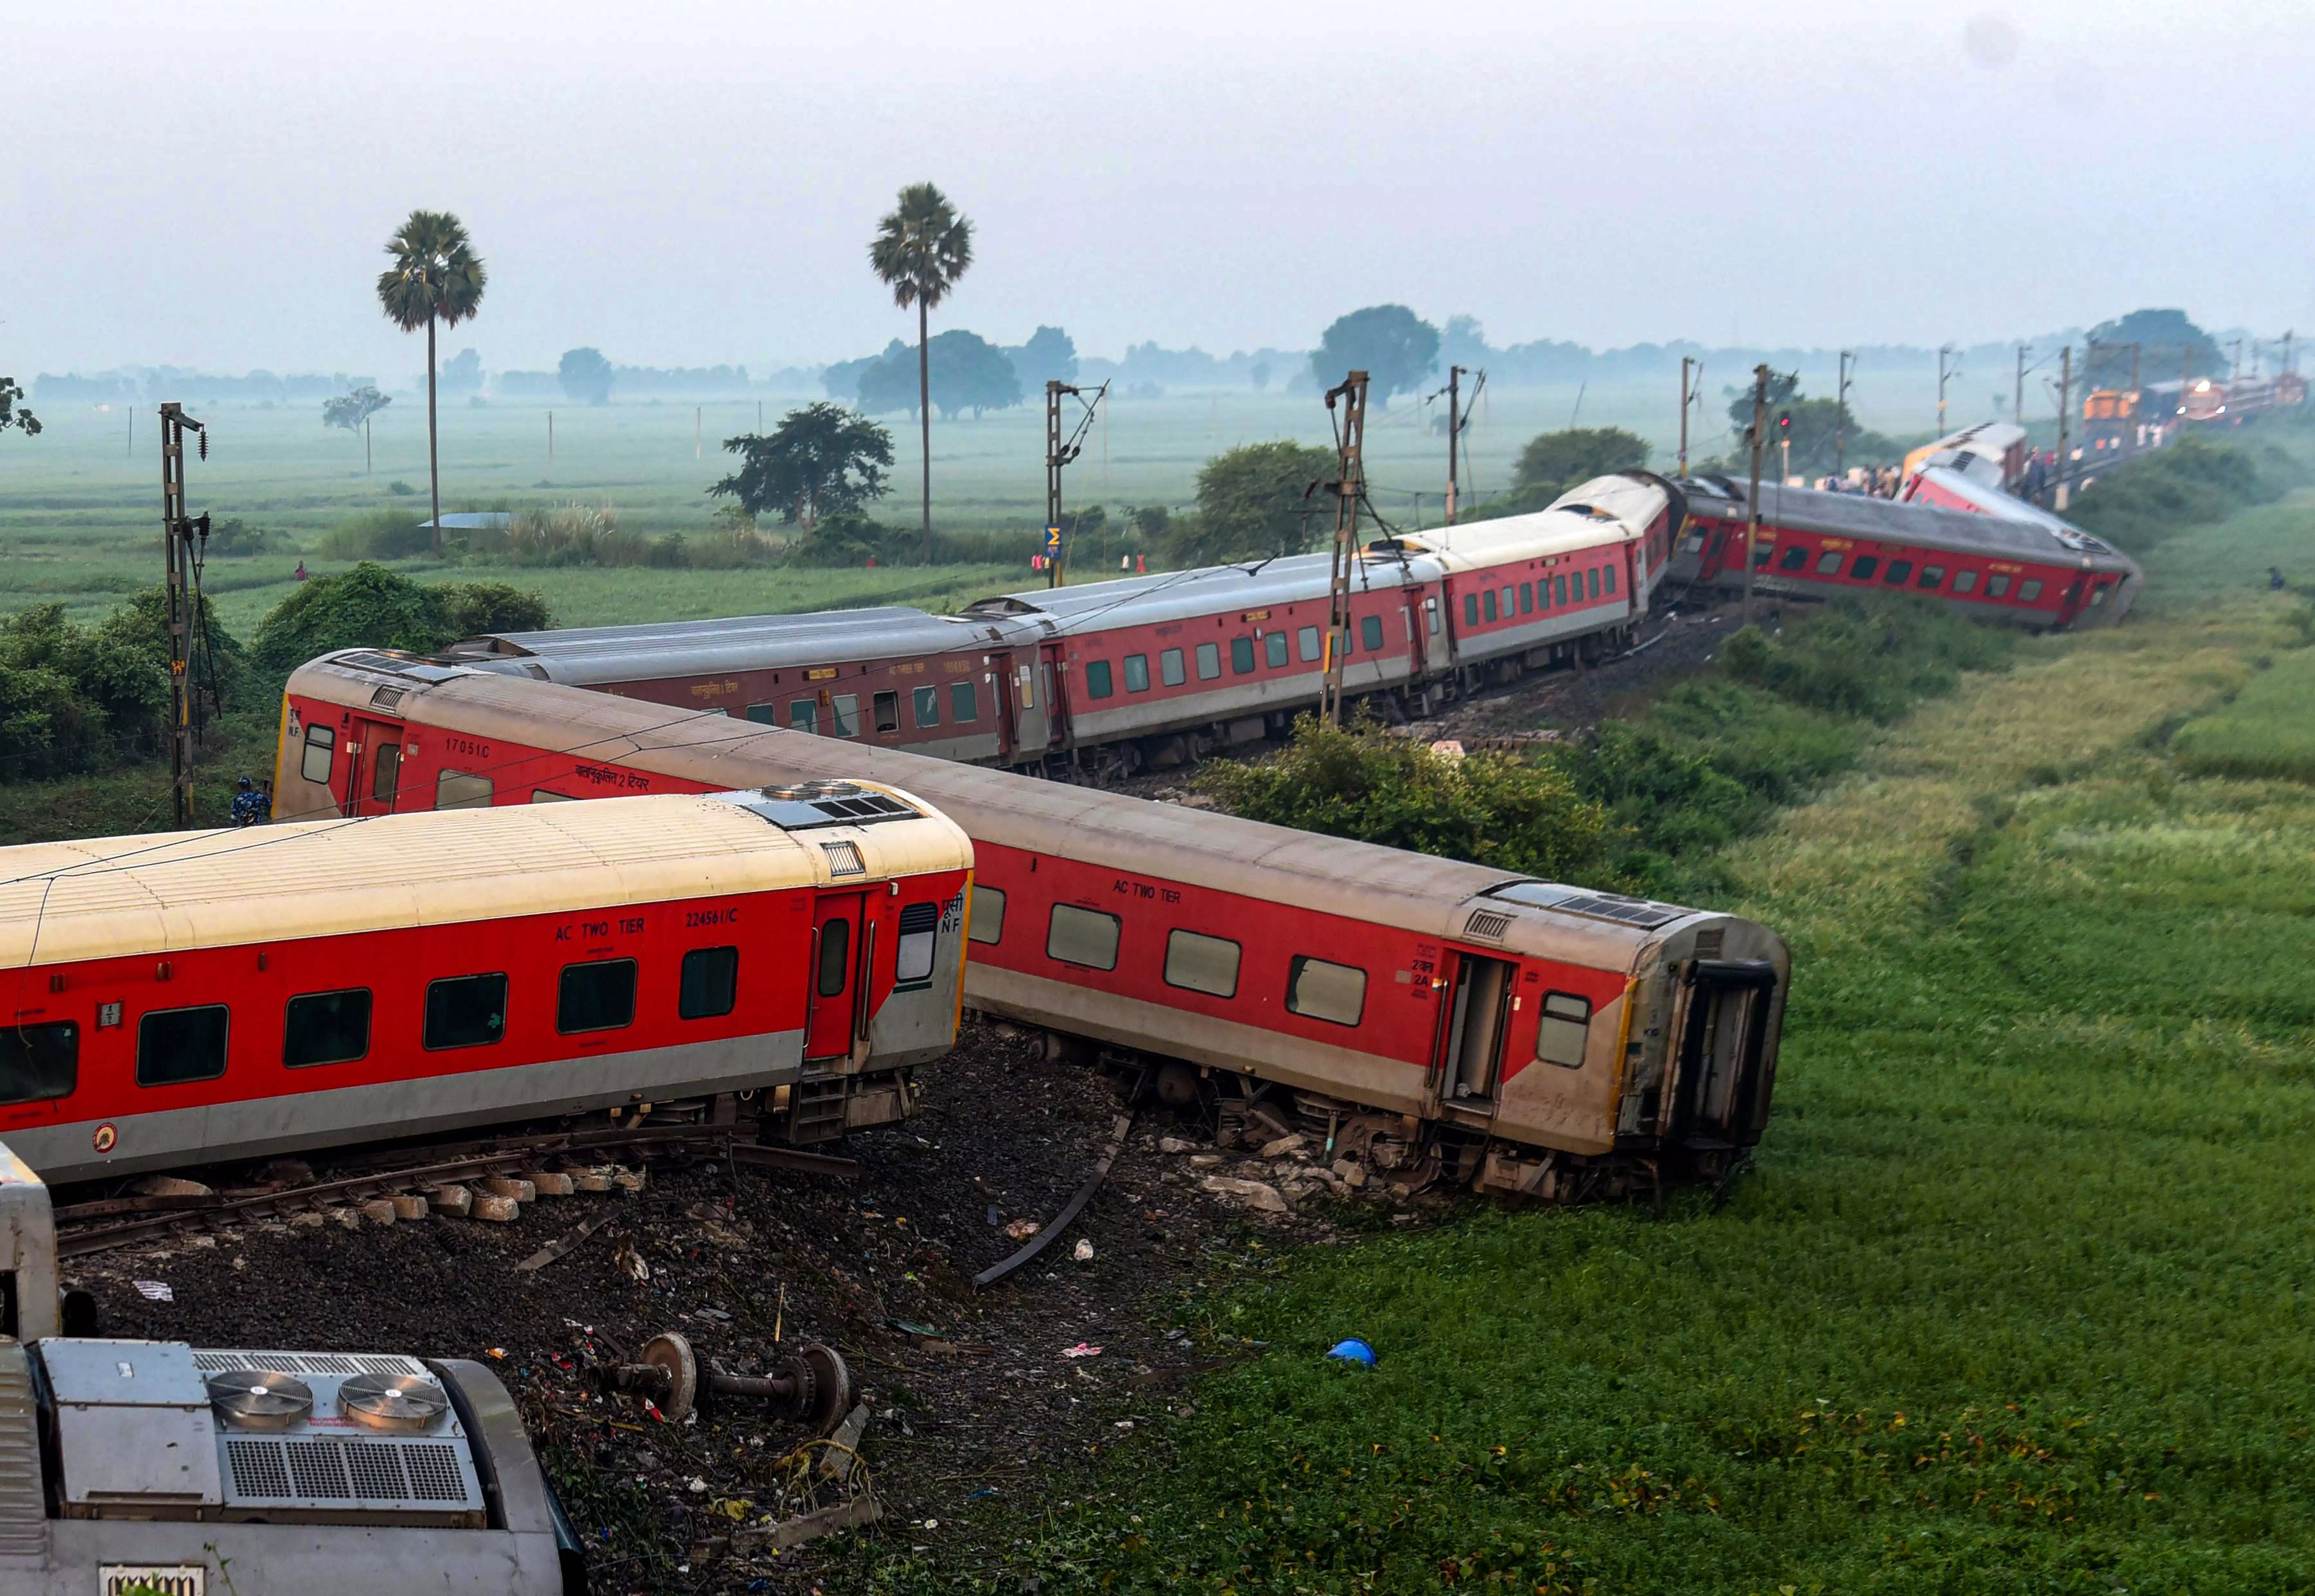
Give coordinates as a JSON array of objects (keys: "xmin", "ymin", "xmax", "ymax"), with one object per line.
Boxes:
[{"xmin": 847, "ymin": 487, "xmax": 2315, "ymax": 1594}]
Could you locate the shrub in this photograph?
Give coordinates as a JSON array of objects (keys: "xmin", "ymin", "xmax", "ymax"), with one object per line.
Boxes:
[
  {"xmin": 0, "ymin": 590, "xmax": 245, "ymax": 782},
  {"xmin": 2069, "ymin": 433, "xmax": 2307, "ymax": 553},
  {"xmin": 435, "ymin": 581, "xmax": 552, "ymax": 639},
  {"xmin": 1196, "ymin": 715, "xmax": 1612, "ymax": 882},
  {"xmin": 251, "ymin": 563, "xmax": 445, "ymax": 672},
  {"xmin": 316, "ymin": 509, "xmax": 429, "ymax": 561}
]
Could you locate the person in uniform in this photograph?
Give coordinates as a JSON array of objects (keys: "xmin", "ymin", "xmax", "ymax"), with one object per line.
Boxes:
[{"xmin": 229, "ymin": 775, "xmax": 271, "ymax": 828}]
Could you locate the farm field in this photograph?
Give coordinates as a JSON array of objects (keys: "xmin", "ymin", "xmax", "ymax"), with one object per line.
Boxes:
[{"xmin": 856, "ymin": 499, "xmax": 2315, "ymax": 1593}]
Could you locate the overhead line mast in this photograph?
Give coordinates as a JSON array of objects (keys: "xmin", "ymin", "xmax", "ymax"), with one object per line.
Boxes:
[
  {"xmin": 1319, "ymin": 369, "xmax": 1370, "ymax": 725},
  {"xmin": 159, "ymin": 403, "xmax": 215, "ymax": 830},
  {"xmin": 1043, "ymin": 379, "xmax": 1108, "ymax": 589}
]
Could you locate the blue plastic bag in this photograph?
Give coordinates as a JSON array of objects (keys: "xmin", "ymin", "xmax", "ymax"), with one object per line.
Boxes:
[{"xmin": 1325, "ymin": 1338, "xmax": 1377, "ymax": 1366}]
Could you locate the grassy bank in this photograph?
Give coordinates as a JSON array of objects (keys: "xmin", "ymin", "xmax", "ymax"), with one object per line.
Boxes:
[
  {"xmin": 835, "ymin": 473, "xmax": 2315, "ymax": 1593},
  {"xmin": 893, "ymin": 600, "xmax": 2315, "ymax": 1596}
]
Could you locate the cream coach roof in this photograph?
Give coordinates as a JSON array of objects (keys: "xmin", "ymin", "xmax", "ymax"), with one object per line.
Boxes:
[{"xmin": 0, "ymin": 792, "xmax": 968, "ymax": 969}]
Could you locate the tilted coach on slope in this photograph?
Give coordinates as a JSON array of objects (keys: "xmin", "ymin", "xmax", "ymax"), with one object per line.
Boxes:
[{"xmin": 274, "ymin": 651, "xmax": 1787, "ymax": 1200}]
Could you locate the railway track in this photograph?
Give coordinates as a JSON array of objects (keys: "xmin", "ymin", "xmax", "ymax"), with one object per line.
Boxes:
[{"xmin": 55, "ymin": 1126, "xmax": 856, "ymax": 1257}]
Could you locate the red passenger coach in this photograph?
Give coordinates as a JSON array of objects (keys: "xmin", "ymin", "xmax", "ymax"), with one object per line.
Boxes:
[
  {"xmin": 435, "ymin": 474, "xmax": 1687, "ymax": 781},
  {"xmin": 1670, "ymin": 474, "xmax": 2141, "ymax": 629},
  {"xmin": 0, "ymin": 791, "xmax": 972, "ymax": 1185},
  {"xmin": 278, "ymin": 653, "xmax": 1788, "ymax": 1198}
]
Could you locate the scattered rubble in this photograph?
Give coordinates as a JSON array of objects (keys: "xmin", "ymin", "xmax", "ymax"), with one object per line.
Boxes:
[{"xmin": 79, "ymin": 1017, "xmax": 1440, "ymax": 1592}]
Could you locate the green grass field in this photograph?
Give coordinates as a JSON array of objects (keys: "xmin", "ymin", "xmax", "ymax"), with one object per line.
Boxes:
[{"xmin": 842, "ymin": 491, "xmax": 2315, "ymax": 1594}]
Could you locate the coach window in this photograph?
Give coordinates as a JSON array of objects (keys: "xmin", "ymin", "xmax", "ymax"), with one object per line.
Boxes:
[
  {"xmin": 968, "ymin": 884, "xmax": 1006, "ymax": 945},
  {"xmin": 1264, "ymin": 631, "xmax": 1290, "ymax": 668},
  {"xmin": 1815, "ymin": 551, "xmax": 1844, "ymax": 576},
  {"xmin": 532, "ymin": 789, "xmax": 576, "ymax": 803},
  {"xmin": 1519, "ymin": 583, "xmax": 1534, "ymax": 614},
  {"xmin": 2018, "ymin": 579, "xmax": 2044, "ymax": 602},
  {"xmin": 0, "ymin": 1020, "xmax": 76, "ymax": 1106},
  {"xmin": 1161, "ymin": 648, "xmax": 1187, "ymax": 687},
  {"xmin": 424, "ymin": 973, "xmax": 508, "ymax": 1051},
  {"xmin": 1884, "ymin": 560, "xmax": 1913, "ymax": 585},
  {"xmin": 1553, "ymin": 576, "xmax": 1568, "ymax": 605},
  {"xmin": 1230, "ymin": 636, "xmax": 1255, "ymax": 675},
  {"xmin": 895, "ymin": 902, "xmax": 940, "ymax": 987},
  {"xmin": 1463, "ymin": 593, "xmax": 1479, "ymax": 627},
  {"xmin": 1085, "ymin": 659, "xmax": 1114, "ymax": 699},
  {"xmin": 1917, "ymin": 566, "xmax": 1945, "ymax": 590},
  {"xmin": 1047, "ymin": 904, "xmax": 1121, "ymax": 972},
  {"xmin": 1163, "ymin": 930, "xmax": 1240, "ymax": 998},
  {"xmin": 1603, "ymin": 567, "xmax": 1616, "ymax": 595},
  {"xmin": 558, "ymin": 959, "xmax": 637, "ymax": 1034},
  {"xmin": 301, "ymin": 723, "xmax": 336, "ymax": 784},
  {"xmin": 912, "ymin": 685, "xmax": 940, "ymax": 727},
  {"xmin": 873, "ymin": 691, "xmax": 901, "ymax": 733},
  {"xmin": 1285, "ymin": 956, "xmax": 1365, "ymax": 1027},
  {"xmin": 436, "ymin": 771, "xmax": 493, "ymax": 810},
  {"xmin": 830, "ymin": 694, "xmax": 861, "ymax": 737},
  {"xmin": 1195, "ymin": 642, "xmax": 1221, "ymax": 681},
  {"xmin": 1781, "ymin": 546, "xmax": 1810, "ymax": 572},
  {"xmin": 950, "ymin": 681, "xmax": 978, "ymax": 722},
  {"xmin": 137, "ymin": 1005, "xmax": 229, "ymax": 1087},
  {"xmin": 678, "ymin": 947, "xmax": 740, "ymax": 1020},
  {"xmin": 1425, "ymin": 597, "xmax": 1440, "ymax": 633},
  {"xmin": 283, "ymin": 989, "xmax": 371, "ymax": 1068},
  {"xmin": 1501, "ymin": 585, "xmax": 1517, "ymax": 618},
  {"xmin": 1952, "ymin": 569, "xmax": 1981, "ymax": 595},
  {"xmin": 1360, "ymin": 614, "xmax": 1385, "ymax": 652},
  {"xmin": 1985, "ymin": 574, "xmax": 2012, "ymax": 598},
  {"xmin": 789, "ymin": 699, "xmax": 820, "ymax": 733},
  {"xmin": 1586, "ymin": 569, "xmax": 1601, "ymax": 599},
  {"xmin": 1849, "ymin": 556, "xmax": 1878, "ymax": 581},
  {"xmin": 370, "ymin": 743, "xmax": 401, "ymax": 807},
  {"xmin": 1124, "ymin": 653, "xmax": 1151, "ymax": 692},
  {"xmin": 1482, "ymin": 589, "xmax": 1497, "ymax": 623},
  {"xmin": 816, "ymin": 922, "xmax": 851, "ymax": 998},
  {"xmin": 1537, "ymin": 992, "xmax": 1592, "ymax": 1068},
  {"xmin": 1298, "ymin": 625, "xmax": 1321, "ymax": 662},
  {"xmin": 745, "ymin": 703, "xmax": 778, "ymax": 725}
]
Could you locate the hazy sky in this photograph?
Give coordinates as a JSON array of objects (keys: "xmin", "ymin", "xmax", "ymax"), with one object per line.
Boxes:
[{"xmin": 7, "ymin": 1, "xmax": 2312, "ymax": 375}]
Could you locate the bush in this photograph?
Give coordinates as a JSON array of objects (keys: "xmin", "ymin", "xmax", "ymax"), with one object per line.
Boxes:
[
  {"xmin": 435, "ymin": 581, "xmax": 552, "ymax": 639},
  {"xmin": 0, "ymin": 590, "xmax": 245, "ymax": 782},
  {"xmin": 2069, "ymin": 433, "xmax": 2307, "ymax": 553},
  {"xmin": 249, "ymin": 563, "xmax": 548, "ymax": 673},
  {"xmin": 316, "ymin": 509, "xmax": 430, "ymax": 561},
  {"xmin": 1196, "ymin": 715, "xmax": 1612, "ymax": 882}
]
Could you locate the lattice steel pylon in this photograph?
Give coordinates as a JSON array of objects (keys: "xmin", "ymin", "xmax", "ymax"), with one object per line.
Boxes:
[{"xmin": 1318, "ymin": 370, "xmax": 1369, "ymax": 726}]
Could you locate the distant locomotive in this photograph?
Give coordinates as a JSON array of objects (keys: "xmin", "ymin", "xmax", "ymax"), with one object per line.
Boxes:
[
  {"xmin": 0, "ymin": 789, "xmax": 971, "ymax": 1184},
  {"xmin": 436, "ymin": 474, "xmax": 1688, "ymax": 779},
  {"xmin": 276, "ymin": 653, "xmax": 1788, "ymax": 1198}
]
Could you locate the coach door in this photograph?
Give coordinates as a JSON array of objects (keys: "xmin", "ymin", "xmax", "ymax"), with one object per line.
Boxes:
[
  {"xmin": 342, "ymin": 718, "xmax": 407, "ymax": 816},
  {"xmin": 1039, "ymin": 642, "xmax": 1071, "ymax": 752},
  {"xmin": 805, "ymin": 892, "xmax": 870, "ymax": 1065},
  {"xmin": 1668, "ymin": 959, "xmax": 1778, "ymax": 1148},
  {"xmin": 1007, "ymin": 651, "xmax": 1051, "ymax": 759},
  {"xmin": 1435, "ymin": 952, "xmax": 1516, "ymax": 1109}
]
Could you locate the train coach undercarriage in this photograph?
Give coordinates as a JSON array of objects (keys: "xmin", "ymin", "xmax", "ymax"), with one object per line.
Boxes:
[{"xmin": 1012, "ymin": 1019, "xmax": 1743, "ymax": 1210}]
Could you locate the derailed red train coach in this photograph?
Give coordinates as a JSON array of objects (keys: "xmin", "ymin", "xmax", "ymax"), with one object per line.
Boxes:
[
  {"xmin": 1670, "ymin": 474, "xmax": 2141, "ymax": 629},
  {"xmin": 276, "ymin": 652, "xmax": 1789, "ymax": 1198},
  {"xmin": 0, "ymin": 791, "xmax": 972, "ymax": 1185}
]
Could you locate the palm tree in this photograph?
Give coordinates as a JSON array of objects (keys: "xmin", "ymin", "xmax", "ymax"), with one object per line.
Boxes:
[
  {"xmin": 376, "ymin": 210, "xmax": 487, "ymax": 555},
  {"xmin": 868, "ymin": 184, "xmax": 973, "ymax": 562}
]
